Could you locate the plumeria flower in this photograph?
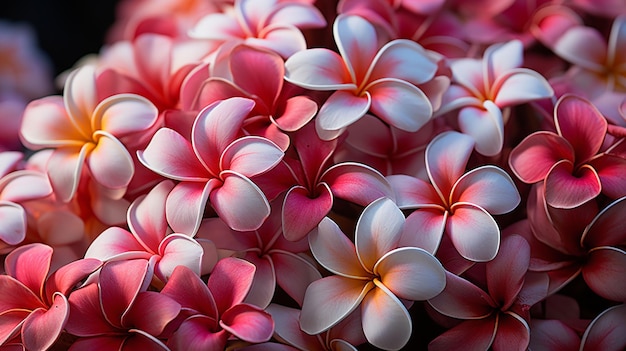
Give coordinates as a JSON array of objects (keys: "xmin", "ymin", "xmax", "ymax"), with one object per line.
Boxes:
[
  {"xmin": 138, "ymin": 97, "xmax": 284, "ymax": 234},
  {"xmin": 0, "ymin": 243, "xmax": 101, "ymax": 350},
  {"xmin": 189, "ymin": 0, "xmax": 326, "ymax": 58},
  {"xmin": 285, "ymin": 14, "xmax": 438, "ymax": 140},
  {"xmin": 300, "ymin": 197, "xmax": 446, "ymax": 350},
  {"xmin": 428, "ymin": 235, "xmax": 549, "ymax": 351},
  {"xmin": 161, "ymin": 258, "xmax": 274, "ymax": 350},
  {"xmin": 437, "ymin": 39, "xmax": 554, "ymax": 156},
  {"xmin": 579, "ymin": 304, "xmax": 626, "ymax": 351},
  {"xmin": 509, "ymin": 94, "xmax": 626, "ymax": 209},
  {"xmin": 20, "ymin": 65, "xmax": 160, "ymax": 202},
  {"xmin": 66, "ymin": 259, "xmax": 181, "ymax": 350},
  {"xmin": 84, "ymin": 180, "xmax": 209, "ymax": 285},
  {"xmin": 388, "ymin": 131, "xmax": 520, "ymax": 262}
]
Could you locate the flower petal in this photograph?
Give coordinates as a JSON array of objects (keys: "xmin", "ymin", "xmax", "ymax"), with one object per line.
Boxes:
[
  {"xmin": 84, "ymin": 227, "xmax": 147, "ymax": 261},
  {"xmin": 545, "ymin": 161, "xmax": 601, "ymax": 208},
  {"xmin": 486, "ymin": 235, "xmax": 531, "ymax": 311},
  {"xmin": 452, "ymin": 165, "xmax": 520, "ymax": 215},
  {"xmin": 0, "ymin": 202, "xmax": 26, "ymax": 246},
  {"xmin": 580, "ymin": 304, "xmax": 626, "ymax": 351},
  {"xmin": 88, "ymin": 131, "xmax": 134, "ymax": 190},
  {"xmin": 92, "ymin": 94, "xmax": 158, "ymax": 138},
  {"xmin": 166, "ymin": 180, "xmax": 219, "ymax": 236},
  {"xmin": 210, "ymin": 171, "xmax": 270, "ymax": 231},
  {"xmin": 63, "ymin": 65, "xmax": 98, "ymax": 127},
  {"xmin": 582, "ymin": 196, "xmax": 626, "ymax": 248},
  {"xmin": 508, "ymin": 131, "xmax": 573, "ymax": 184},
  {"xmin": 426, "ymin": 131, "xmax": 475, "ymax": 200},
  {"xmin": 368, "ymin": 78, "xmax": 433, "ymax": 132},
  {"xmin": 66, "ymin": 283, "xmax": 117, "ymax": 336},
  {"xmin": 555, "ymin": 95, "xmax": 607, "ymax": 162},
  {"xmin": 272, "ymin": 95, "xmax": 318, "ymax": 132},
  {"xmin": 323, "ymin": 162, "xmax": 394, "ymax": 206},
  {"xmin": 99, "ymin": 259, "xmax": 151, "ymax": 328},
  {"xmin": 315, "ymin": 90, "xmax": 371, "ymax": 139},
  {"xmin": 554, "ymin": 26, "xmax": 607, "ymax": 72},
  {"xmin": 368, "ymin": 39, "xmax": 437, "ymax": 85},
  {"xmin": 493, "ymin": 68, "xmax": 554, "ymax": 107},
  {"xmin": 284, "ymin": 48, "xmax": 354, "ymax": 90},
  {"xmin": 428, "ymin": 271, "xmax": 495, "ymax": 319},
  {"xmin": 47, "ymin": 145, "xmax": 90, "ymax": 202},
  {"xmin": 387, "ymin": 174, "xmax": 441, "ymax": 208},
  {"xmin": 447, "ymin": 203, "xmax": 500, "ymax": 262},
  {"xmin": 491, "ymin": 312, "xmax": 531, "ymax": 351},
  {"xmin": 127, "ymin": 180, "xmax": 173, "ymax": 251},
  {"xmin": 208, "ymin": 257, "xmax": 256, "ymax": 314},
  {"xmin": 161, "ymin": 265, "xmax": 215, "ymax": 316},
  {"xmin": 220, "ymin": 304, "xmax": 274, "ymax": 343},
  {"xmin": 5, "ymin": 243, "xmax": 52, "ymax": 298},
  {"xmin": 458, "ymin": 100, "xmax": 504, "ymax": 156},
  {"xmin": 0, "ymin": 275, "xmax": 45, "ymax": 313},
  {"xmin": 334, "ymin": 15, "xmax": 378, "ymax": 84},
  {"xmin": 309, "ymin": 217, "xmax": 368, "ymax": 278},
  {"xmin": 123, "ymin": 291, "xmax": 181, "ymax": 336},
  {"xmin": 156, "ymin": 234, "xmax": 204, "ymax": 281},
  {"xmin": 20, "ymin": 96, "xmax": 84, "ymax": 148},
  {"xmin": 582, "ymin": 247, "xmax": 626, "ymax": 302},
  {"xmin": 400, "ymin": 208, "xmax": 446, "ymax": 254},
  {"xmin": 230, "ymin": 45, "xmax": 282, "ymax": 106},
  {"xmin": 273, "ymin": 252, "xmax": 323, "ymax": 307},
  {"xmin": 361, "ymin": 281, "xmax": 412, "ymax": 350},
  {"xmin": 282, "ymin": 184, "xmax": 332, "ymax": 242},
  {"xmin": 21, "ymin": 293, "xmax": 69, "ymax": 351},
  {"xmin": 220, "ymin": 136, "xmax": 283, "ymax": 178}
]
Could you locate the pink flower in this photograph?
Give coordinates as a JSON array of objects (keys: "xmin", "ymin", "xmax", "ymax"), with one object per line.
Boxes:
[
  {"xmin": 0, "ymin": 243, "xmax": 101, "ymax": 350},
  {"xmin": 138, "ymin": 97, "xmax": 284, "ymax": 234},
  {"xmin": 389, "ymin": 131, "xmax": 520, "ymax": 261},
  {"xmin": 300, "ymin": 197, "xmax": 446, "ymax": 350},
  {"xmin": 579, "ymin": 304, "xmax": 626, "ymax": 351},
  {"xmin": 161, "ymin": 258, "xmax": 274, "ymax": 350},
  {"xmin": 20, "ymin": 65, "xmax": 159, "ymax": 202},
  {"xmin": 284, "ymin": 14, "xmax": 438, "ymax": 140},
  {"xmin": 438, "ymin": 39, "xmax": 554, "ymax": 156},
  {"xmin": 509, "ymin": 94, "xmax": 626, "ymax": 208}
]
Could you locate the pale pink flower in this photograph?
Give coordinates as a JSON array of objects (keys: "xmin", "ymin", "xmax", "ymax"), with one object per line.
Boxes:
[
  {"xmin": 438, "ymin": 39, "xmax": 554, "ymax": 156},
  {"xmin": 138, "ymin": 97, "xmax": 284, "ymax": 234},
  {"xmin": 20, "ymin": 65, "xmax": 159, "ymax": 202},
  {"xmin": 388, "ymin": 131, "xmax": 520, "ymax": 262},
  {"xmin": 300, "ymin": 197, "xmax": 446, "ymax": 350},
  {"xmin": 284, "ymin": 14, "xmax": 438, "ymax": 140}
]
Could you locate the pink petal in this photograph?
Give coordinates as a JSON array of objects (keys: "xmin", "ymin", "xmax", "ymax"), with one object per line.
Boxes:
[
  {"xmin": 486, "ymin": 235, "xmax": 530, "ymax": 310},
  {"xmin": 367, "ymin": 78, "xmax": 433, "ymax": 132},
  {"xmin": 92, "ymin": 94, "xmax": 158, "ymax": 138},
  {"xmin": 272, "ymin": 95, "xmax": 318, "ymax": 132},
  {"xmin": 580, "ymin": 304, "xmax": 626, "ymax": 351},
  {"xmin": 266, "ymin": 304, "xmax": 320, "ymax": 350},
  {"xmin": 484, "ymin": 40, "xmax": 523, "ymax": 84},
  {"xmin": 334, "ymin": 15, "xmax": 378, "ymax": 84},
  {"xmin": 166, "ymin": 180, "xmax": 219, "ymax": 235},
  {"xmin": 66, "ymin": 284, "xmax": 118, "ymax": 336},
  {"xmin": 0, "ymin": 310, "xmax": 28, "ymax": 345},
  {"xmin": 582, "ymin": 247, "xmax": 626, "ymax": 302},
  {"xmin": 493, "ymin": 69, "xmax": 554, "ymax": 107},
  {"xmin": 127, "ymin": 180, "xmax": 173, "ymax": 251},
  {"xmin": 609, "ymin": 16, "xmax": 626, "ymax": 69},
  {"xmin": 361, "ymin": 281, "xmax": 412, "ymax": 350},
  {"xmin": 220, "ymin": 136, "xmax": 283, "ymax": 178},
  {"xmin": 400, "ymin": 209, "xmax": 446, "ymax": 254},
  {"xmin": 241, "ymin": 255, "xmax": 275, "ymax": 309},
  {"xmin": 428, "ymin": 271, "xmax": 495, "ymax": 319},
  {"xmin": 429, "ymin": 317, "xmax": 497, "ymax": 351},
  {"xmin": 530, "ymin": 320, "xmax": 581, "ymax": 351},
  {"xmin": 426, "ymin": 131, "xmax": 475, "ymax": 199},
  {"xmin": 0, "ymin": 275, "xmax": 45, "ymax": 313},
  {"xmin": 590, "ymin": 154, "xmax": 626, "ymax": 199},
  {"xmin": 69, "ymin": 336, "xmax": 125, "ymax": 351},
  {"xmin": 315, "ymin": 90, "xmax": 371, "ymax": 138},
  {"xmin": 161, "ymin": 266, "xmax": 215, "ymax": 316},
  {"xmin": 282, "ymin": 184, "xmax": 333, "ymax": 241},
  {"xmin": 449, "ymin": 59, "xmax": 484, "ymax": 98},
  {"xmin": 156, "ymin": 234, "xmax": 204, "ymax": 281},
  {"xmin": 491, "ymin": 312, "xmax": 531, "ymax": 351},
  {"xmin": 387, "ymin": 174, "xmax": 442, "ymax": 208},
  {"xmin": 323, "ymin": 162, "xmax": 393, "ymax": 206},
  {"xmin": 545, "ymin": 161, "xmax": 601, "ymax": 208},
  {"xmin": 208, "ymin": 257, "xmax": 256, "ymax": 314},
  {"xmin": 300, "ymin": 275, "xmax": 374, "ymax": 335},
  {"xmin": 21, "ymin": 293, "xmax": 68, "ymax": 351},
  {"xmin": 5, "ymin": 243, "xmax": 52, "ymax": 298},
  {"xmin": 123, "ymin": 330, "xmax": 171, "ymax": 350},
  {"xmin": 123, "ymin": 291, "xmax": 181, "ymax": 336},
  {"xmin": 368, "ymin": 39, "xmax": 437, "ymax": 85},
  {"xmin": 99, "ymin": 259, "xmax": 151, "ymax": 328},
  {"xmin": 582, "ymin": 196, "xmax": 626, "ymax": 248},
  {"xmin": 447, "ymin": 203, "xmax": 501, "ymax": 262},
  {"xmin": 530, "ymin": 5, "xmax": 583, "ymax": 48},
  {"xmin": 88, "ymin": 132, "xmax": 134, "ymax": 190},
  {"xmin": 210, "ymin": 172, "xmax": 270, "ymax": 231},
  {"xmin": 168, "ymin": 315, "xmax": 228, "ymax": 351},
  {"xmin": 47, "ymin": 145, "xmax": 90, "ymax": 202},
  {"xmin": 458, "ymin": 101, "xmax": 504, "ymax": 156},
  {"xmin": 309, "ymin": 217, "xmax": 369, "ymax": 278},
  {"xmin": 273, "ymin": 252, "xmax": 322, "ymax": 307},
  {"xmin": 20, "ymin": 96, "xmax": 84, "ymax": 148},
  {"xmin": 452, "ymin": 166, "xmax": 520, "ymax": 215},
  {"xmin": 220, "ymin": 304, "xmax": 274, "ymax": 343},
  {"xmin": 554, "ymin": 26, "xmax": 607, "ymax": 71},
  {"xmin": 84, "ymin": 227, "xmax": 147, "ymax": 261},
  {"xmin": 375, "ymin": 247, "xmax": 446, "ymax": 301},
  {"xmin": 555, "ymin": 95, "xmax": 607, "ymax": 161},
  {"xmin": 230, "ymin": 45, "xmax": 282, "ymax": 107},
  {"xmin": 189, "ymin": 13, "xmax": 244, "ymax": 40},
  {"xmin": 284, "ymin": 48, "xmax": 354, "ymax": 90},
  {"xmin": 508, "ymin": 131, "xmax": 573, "ymax": 183},
  {"xmin": 249, "ymin": 25, "xmax": 307, "ymax": 58},
  {"xmin": 0, "ymin": 170, "xmax": 52, "ymax": 203},
  {"xmin": 45, "ymin": 258, "xmax": 102, "ymax": 298},
  {"xmin": 0, "ymin": 202, "xmax": 26, "ymax": 245},
  {"xmin": 63, "ymin": 65, "xmax": 98, "ymax": 126},
  {"xmin": 266, "ymin": 2, "xmax": 327, "ymax": 29},
  {"xmin": 355, "ymin": 197, "xmax": 405, "ymax": 270},
  {"xmin": 138, "ymin": 128, "xmax": 209, "ymax": 181}
]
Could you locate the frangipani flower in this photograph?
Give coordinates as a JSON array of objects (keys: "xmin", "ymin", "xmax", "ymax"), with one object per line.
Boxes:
[
  {"xmin": 285, "ymin": 14, "xmax": 437, "ymax": 140},
  {"xmin": 138, "ymin": 97, "xmax": 284, "ymax": 234},
  {"xmin": 20, "ymin": 65, "xmax": 159, "ymax": 202},
  {"xmin": 161, "ymin": 258, "xmax": 274, "ymax": 350},
  {"xmin": 579, "ymin": 304, "xmax": 626, "ymax": 351},
  {"xmin": 388, "ymin": 131, "xmax": 520, "ymax": 262},
  {"xmin": 509, "ymin": 94, "xmax": 626, "ymax": 208},
  {"xmin": 300, "ymin": 197, "xmax": 446, "ymax": 350},
  {"xmin": 437, "ymin": 39, "xmax": 554, "ymax": 156},
  {"xmin": 0, "ymin": 243, "xmax": 101, "ymax": 350}
]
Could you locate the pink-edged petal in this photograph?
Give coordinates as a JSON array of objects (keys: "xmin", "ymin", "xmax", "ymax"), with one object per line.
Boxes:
[
  {"xmin": 20, "ymin": 96, "xmax": 84, "ymax": 148},
  {"xmin": 0, "ymin": 170, "xmax": 52, "ymax": 202},
  {"xmin": 387, "ymin": 174, "xmax": 441, "ymax": 208},
  {"xmin": 400, "ymin": 208, "xmax": 446, "ymax": 254},
  {"xmin": 242, "ymin": 255, "xmax": 275, "ymax": 309},
  {"xmin": 580, "ymin": 304, "xmax": 626, "ymax": 351},
  {"xmin": 323, "ymin": 162, "xmax": 393, "ymax": 206},
  {"xmin": 166, "ymin": 180, "xmax": 219, "ymax": 236},
  {"xmin": 486, "ymin": 235, "xmax": 530, "ymax": 311},
  {"xmin": 315, "ymin": 90, "xmax": 371, "ymax": 138},
  {"xmin": 99, "ymin": 259, "xmax": 151, "ymax": 328},
  {"xmin": 273, "ymin": 252, "xmax": 323, "ymax": 307},
  {"xmin": 491, "ymin": 312, "xmax": 531, "ymax": 351},
  {"xmin": 334, "ymin": 15, "xmax": 378, "ymax": 84},
  {"xmin": 5, "ymin": 243, "xmax": 52, "ymax": 298},
  {"xmin": 92, "ymin": 94, "xmax": 158, "ymax": 138},
  {"xmin": 591, "ymin": 154, "xmax": 626, "ymax": 199},
  {"xmin": 248, "ymin": 24, "xmax": 307, "ymax": 58},
  {"xmin": 47, "ymin": 144, "xmax": 90, "ymax": 202},
  {"xmin": 21, "ymin": 293, "xmax": 68, "ymax": 351},
  {"xmin": 452, "ymin": 165, "xmax": 520, "ymax": 215},
  {"xmin": 220, "ymin": 136, "xmax": 283, "ymax": 177},
  {"xmin": 230, "ymin": 45, "xmax": 282, "ymax": 106},
  {"xmin": 45, "ymin": 258, "xmax": 102, "ymax": 298},
  {"xmin": 266, "ymin": 2, "xmax": 327, "ymax": 29},
  {"xmin": 84, "ymin": 227, "xmax": 147, "ymax": 261},
  {"xmin": 368, "ymin": 78, "xmax": 433, "ymax": 132},
  {"xmin": 220, "ymin": 304, "xmax": 274, "ymax": 343},
  {"xmin": 368, "ymin": 39, "xmax": 437, "ymax": 85},
  {"xmin": 545, "ymin": 161, "xmax": 601, "ymax": 208},
  {"xmin": 361, "ymin": 281, "xmax": 413, "ymax": 350},
  {"xmin": 0, "ymin": 310, "xmax": 28, "ymax": 345},
  {"xmin": 69, "ymin": 336, "xmax": 125, "ymax": 351},
  {"xmin": 484, "ymin": 40, "xmax": 523, "ymax": 84},
  {"xmin": 428, "ymin": 271, "xmax": 495, "ymax": 319},
  {"xmin": 308, "ymin": 217, "xmax": 369, "ymax": 278},
  {"xmin": 66, "ymin": 284, "xmax": 118, "ymax": 336},
  {"xmin": 266, "ymin": 304, "xmax": 321, "ymax": 351},
  {"xmin": 0, "ymin": 276, "xmax": 45, "ymax": 313},
  {"xmin": 189, "ymin": 13, "xmax": 245, "ymax": 40},
  {"xmin": 123, "ymin": 330, "xmax": 171, "ymax": 351},
  {"xmin": 554, "ymin": 26, "xmax": 607, "ymax": 72},
  {"xmin": 355, "ymin": 197, "xmax": 404, "ymax": 270},
  {"xmin": 210, "ymin": 171, "xmax": 270, "ymax": 231},
  {"xmin": 374, "ymin": 247, "xmax": 445, "ymax": 301},
  {"xmin": 156, "ymin": 234, "xmax": 204, "ymax": 281},
  {"xmin": 458, "ymin": 100, "xmax": 504, "ymax": 156},
  {"xmin": 428, "ymin": 317, "xmax": 497, "ymax": 351},
  {"xmin": 582, "ymin": 196, "xmax": 626, "ymax": 248},
  {"xmin": 284, "ymin": 48, "xmax": 354, "ymax": 90},
  {"xmin": 272, "ymin": 95, "xmax": 318, "ymax": 132},
  {"xmin": 0, "ymin": 202, "xmax": 26, "ymax": 245},
  {"xmin": 63, "ymin": 65, "xmax": 98, "ymax": 126},
  {"xmin": 426, "ymin": 131, "xmax": 475, "ymax": 201},
  {"xmin": 282, "ymin": 184, "xmax": 332, "ymax": 242},
  {"xmin": 138, "ymin": 128, "xmax": 209, "ymax": 181},
  {"xmin": 195, "ymin": 78, "xmax": 251, "ymax": 110},
  {"xmin": 123, "ymin": 291, "xmax": 181, "ymax": 336},
  {"xmin": 208, "ymin": 257, "xmax": 256, "ymax": 313},
  {"xmin": 493, "ymin": 68, "xmax": 554, "ymax": 107},
  {"xmin": 161, "ymin": 265, "xmax": 215, "ymax": 316},
  {"xmin": 127, "ymin": 180, "xmax": 173, "ymax": 251},
  {"xmin": 300, "ymin": 275, "xmax": 374, "ymax": 335},
  {"xmin": 88, "ymin": 131, "xmax": 134, "ymax": 190},
  {"xmin": 447, "ymin": 203, "xmax": 501, "ymax": 262},
  {"xmin": 508, "ymin": 131, "xmax": 573, "ymax": 183},
  {"xmin": 582, "ymin": 247, "xmax": 626, "ymax": 302},
  {"xmin": 168, "ymin": 315, "xmax": 228, "ymax": 351},
  {"xmin": 555, "ymin": 95, "xmax": 607, "ymax": 160},
  {"xmin": 530, "ymin": 5, "xmax": 583, "ymax": 48}
]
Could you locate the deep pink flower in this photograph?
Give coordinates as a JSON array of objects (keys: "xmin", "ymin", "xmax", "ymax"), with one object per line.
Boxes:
[{"xmin": 579, "ymin": 304, "xmax": 626, "ymax": 351}]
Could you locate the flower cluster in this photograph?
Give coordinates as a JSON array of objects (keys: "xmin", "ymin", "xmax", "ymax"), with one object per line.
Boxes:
[{"xmin": 1, "ymin": 0, "xmax": 626, "ymax": 350}]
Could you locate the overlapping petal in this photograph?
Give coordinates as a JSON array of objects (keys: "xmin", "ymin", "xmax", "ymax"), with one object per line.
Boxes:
[
  {"xmin": 219, "ymin": 304, "xmax": 274, "ymax": 343},
  {"xmin": 21, "ymin": 293, "xmax": 68, "ymax": 351},
  {"xmin": 426, "ymin": 131, "xmax": 475, "ymax": 199},
  {"xmin": 446, "ymin": 203, "xmax": 501, "ymax": 262},
  {"xmin": 544, "ymin": 161, "xmax": 601, "ymax": 208},
  {"xmin": 284, "ymin": 49, "xmax": 354, "ymax": 90},
  {"xmin": 367, "ymin": 78, "xmax": 432, "ymax": 132},
  {"xmin": 452, "ymin": 166, "xmax": 520, "ymax": 215},
  {"xmin": 457, "ymin": 101, "xmax": 504, "ymax": 157},
  {"xmin": 509, "ymin": 132, "xmax": 574, "ymax": 183},
  {"xmin": 582, "ymin": 247, "xmax": 626, "ymax": 301},
  {"xmin": 88, "ymin": 132, "xmax": 134, "ymax": 190},
  {"xmin": 282, "ymin": 184, "xmax": 333, "ymax": 241},
  {"xmin": 361, "ymin": 281, "xmax": 412, "ymax": 350}
]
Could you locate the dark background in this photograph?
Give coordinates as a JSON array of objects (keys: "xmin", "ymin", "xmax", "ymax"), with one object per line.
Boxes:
[{"xmin": 1, "ymin": 0, "xmax": 119, "ymax": 78}]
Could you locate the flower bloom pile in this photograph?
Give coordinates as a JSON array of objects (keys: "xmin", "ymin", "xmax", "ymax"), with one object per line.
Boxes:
[{"xmin": 2, "ymin": 0, "xmax": 626, "ymax": 350}]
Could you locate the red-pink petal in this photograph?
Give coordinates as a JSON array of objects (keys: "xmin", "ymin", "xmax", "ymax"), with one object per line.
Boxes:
[
  {"xmin": 84, "ymin": 227, "xmax": 147, "ymax": 261},
  {"xmin": 400, "ymin": 208, "xmax": 446, "ymax": 254},
  {"xmin": 491, "ymin": 312, "xmax": 531, "ymax": 351},
  {"xmin": 21, "ymin": 293, "xmax": 68, "ymax": 351},
  {"xmin": 428, "ymin": 316, "xmax": 498, "ymax": 351},
  {"xmin": 273, "ymin": 252, "xmax": 322, "ymax": 307},
  {"xmin": 590, "ymin": 154, "xmax": 626, "ymax": 199},
  {"xmin": 447, "ymin": 203, "xmax": 501, "ymax": 262},
  {"xmin": 45, "ymin": 258, "xmax": 102, "ymax": 299},
  {"xmin": 580, "ymin": 304, "xmax": 626, "ymax": 351},
  {"xmin": 530, "ymin": 319, "xmax": 581, "ymax": 351},
  {"xmin": 230, "ymin": 45, "xmax": 282, "ymax": 106},
  {"xmin": 166, "ymin": 180, "xmax": 218, "ymax": 236},
  {"xmin": 555, "ymin": 95, "xmax": 607, "ymax": 161},
  {"xmin": 508, "ymin": 131, "xmax": 573, "ymax": 184},
  {"xmin": 220, "ymin": 304, "xmax": 274, "ymax": 343},
  {"xmin": 582, "ymin": 196, "xmax": 626, "ymax": 248},
  {"xmin": 66, "ymin": 284, "xmax": 118, "ymax": 336},
  {"xmin": 208, "ymin": 257, "xmax": 256, "ymax": 314},
  {"xmin": 123, "ymin": 291, "xmax": 181, "ymax": 336},
  {"xmin": 99, "ymin": 259, "xmax": 151, "ymax": 328},
  {"xmin": 323, "ymin": 162, "xmax": 394, "ymax": 206},
  {"xmin": 334, "ymin": 15, "xmax": 378, "ymax": 84},
  {"xmin": 0, "ymin": 275, "xmax": 45, "ymax": 313},
  {"xmin": 582, "ymin": 247, "xmax": 626, "ymax": 302},
  {"xmin": 127, "ymin": 180, "xmax": 173, "ymax": 251},
  {"xmin": 5, "ymin": 243, "xmax": 52, "ymax": 298},
  {"xmin": 156, "ymin": 234, "xmax": 204, "ymax": 281},
  {"xmin": 428, "ymin": 271, "xmax": 495, "ymax": 319},
  {"xmin": 282, "ymin": 184, "xmax": 332, "ymax": 242},
  {"xmin": 161, "ymin": 266, "xmax": 215, "ymax": 316},
  {"xmin": 486, "ymin": 235, "xmax": 530, "ymax": 311},
  {"xmin": 168, "ymin": 315, "xmax": 228, "ymax": 351},
  {"xmin": 220, "ymin": 136, "xmax": 283, "ymax": 178},
  {"xmin": 544, "ymin": 161, "xmax": 601, "ymax": 208},
  {"xmin": 387, "ymin": 174, "xmax": 442, "ymax": 208},
  {"xmin": 272, "ymin": 95, "xmax": 318, "ymax": 132},
  {"xmin": 426, "ymin": 131, "xmax": 475, "ymax": 199}
]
